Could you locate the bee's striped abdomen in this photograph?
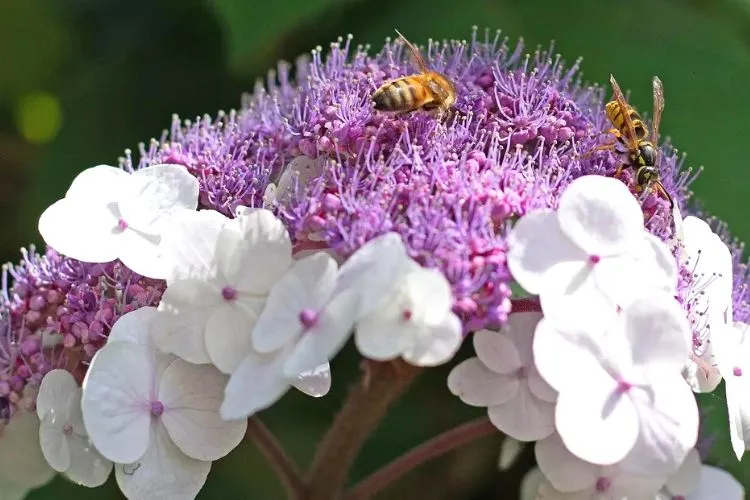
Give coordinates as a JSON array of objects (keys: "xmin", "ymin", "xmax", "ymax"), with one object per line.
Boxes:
[{"xmin": 373, "ymin": 76, "xmax": 429, "ymax": 112}]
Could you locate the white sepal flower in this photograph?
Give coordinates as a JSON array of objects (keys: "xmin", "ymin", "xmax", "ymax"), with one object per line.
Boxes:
[
  {"xmin": 507, "ymin": 175, "xmax": 677, "ymax": 318},
  {"xmin": 356, "ymin": 262, "xmax": 462, "ymax": 367},
  {"xmin": 533, "ymin": 294, "xmax": 698, "ymax": 469},
  {"xmin": 38, "ymin": 164, "xmax": 199, "ymax": 279},
  {"xmin": 535, "ymin": 433, "xmax": 666, "ymax": 499},
  {"xmin": 263, "ymin": 156, "xmax": 322, "ymax": 208},
  {"xmin": 36, "ymin": 369, "xmax": 112, "ymax": 487},
  {"xmin": 153, "ymin": 207, "xmax": 293, "ymax": 373},
  {"xmin": 448, "ymin": 312, "xmax": 556, "ymax": 441},
  {"xmin": 82, "ymin": 307, "xmax": 246, "ymax": 499},
  {"xmin": 658, "ymin": 449, "xmax": 744, "ymax": 499},
  {"xmin": 0, "ymin": 405, "xmax": 55, "ymax": 497},
  {"xmin": 679, "ymin": 216, "xmax": 733, "ymax": 393},
  {"xmin": 712, "ymin": 321, "xmax": 750, "ymax": 460}
]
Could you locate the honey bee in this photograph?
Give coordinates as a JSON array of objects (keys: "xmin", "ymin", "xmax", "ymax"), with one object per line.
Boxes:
[
  {"xmin": 597, "ymin": 75, "xmax": 674, "ymax": 209},
  {"xmin": 372, "ymin": 30, "xmax": 457, "ymax": 117}
]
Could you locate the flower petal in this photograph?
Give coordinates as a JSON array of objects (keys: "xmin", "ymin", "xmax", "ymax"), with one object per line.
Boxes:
[
  {"xmin": 205, "ymin": 303, "xmax": 257, "ymax": 374},
  {"xmin": 39, "ymin": 412, "xmax": 70, "ymax": 472},
  {"xmin": 488, "ymin": 387, "xmax": 555, "ymax": 441},
  {"xmin": 527, "ymin": 370, "xmax": 557, "ymax": 403},
  {"xmin": 81, "ymin": 342, "xmax": 152, "ymax": 464},
  {"xmin": 115, "ymin": 423, "xmax": 210, "ymax": 500},
  {"xmin": 219, "ymin": 208, "xmax": 292, "ymax": 293},
  {"xmin": 447, "ymin": 358, "xmax": 518, "ymax": 407},
  {"xmin": 64, "ymin": 434, "xmax": 113, "ymax": 487},
  {"xmin": 159, "ymin": 359, "xmax": 246, "ymax": 461},
  {"xmin": 474, "ymin": 330, "xmax": 521, "ymax": 375},
  {"xmin": 117, "ymin": 229, "xmax": 174, "ymax": 280},
  {"xmin": 401, "ymin": 312, "xmax": 462, "ymax": 367},
  {"xmin": 506, "ymin": 211, "xmax": 582, "ymax": 295},
  {"xmin": 555, "ymin": 365, "xmax": 639, "ymax": 465},
  {"xmin": 535, "ymin": 433, "xmax": 597, "ymax": 492},
  {"xmin": 159, "ymin": 209, "xmax": 228, "ymax": 283},
  {"xmin": 221, "ymin": 349, "xmax": 292, "ymax": 420},
  {"xmin": 292, "ymin": 362, "xmax": 332, "ymax": 398},
  {"xmin": 36, "ymin": 369, "xmax": 78, "ymax": 421},
  {"xmin": 153, "ymin": 280, "xmax": 222, "ymax": 364},
  {"xmin": 65, "ymin": 165, "xmax": 130, "ymax": 201},
  {"xmin": 665, "ymin": 449, "xmax": 701, "ymax": 496},
  {"xmin": 253, "ymin": 252, "xmax": 338, "ymax": 354},
  {"xmin": 689, "ymin": 465, "xmax": 744, "ymax": 499},
  {"xmin": 119, "ymin": 164, "xmax": 199, "ymax": 234},
  {"xmin": 624, "ymin": 294, "xmax": 692, "ymax": 370},
  {"xmin": 519, "ymin": 467, "xmax": 545, "ymax": 500},
  {"xmin": 502, "ymin": 312, "xmax": 543, "ymax": 365},
  {"xmin": 108, "ymin": 306, "xmax": 159, "ymax": 346},
  {"xmin": 355, "ymin": 313, "xmax": 412, "ymax": 362},
  {"xmin": 556, "ymin": 175, "xmax": 643, "ymax": 256},
  {"xmin": 38, "ymin": 198, "xmax": 120, "ymax": 263},
  {"xmin": 0, "ymin": 408, "xmax": 55, "ymax": 489}
]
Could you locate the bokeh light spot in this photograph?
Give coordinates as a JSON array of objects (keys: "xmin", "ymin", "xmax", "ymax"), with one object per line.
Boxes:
[{"xmin": 14, "ymin": 91, "xmax": 62, "ymax": 144}]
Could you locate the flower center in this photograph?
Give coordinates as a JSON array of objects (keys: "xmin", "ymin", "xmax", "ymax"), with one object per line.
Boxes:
[
  {"xmin": 402, "ymin": 309, "xmax": 413, "ymax": 322},
  {"xmin": 299, "ymin": 308, "xmax": 319, "ymax": 330},
  {"xmin": 63, "ymin": 423, "xmax": 73, "ymax": 436},
  {"xmin": 221, "ymin": 286, "xmax": 238, "ymax": 301},
  {"xmin": 595, "ymin": 476, "xmax": 611, "ymax": 492},
  {"xmin": 117, "ymin": 218, "xmax": 129, "ymax": 231},
  {"xmin": 588, "ymin": 254, "xmax": 601, "ymax": 265},
  {"xmin": 150, "ymin": 401, "xmax": 164, "ymax": 417},
  {"xmin": 734, "ymin": 366, "xmax": 743, "ymax": 377},
  {"xmin": 615, "ymin": 379, "xmax": 632, "ymax": 394},
  {"xmin": 515, "ymin": 366, "xmax": 527, "ymax": 379}
]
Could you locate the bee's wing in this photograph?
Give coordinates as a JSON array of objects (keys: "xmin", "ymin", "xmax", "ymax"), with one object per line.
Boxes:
[
  {"xmin": 651, "ymin": 76, "xmax": 665, "ymax": 147},
  {"xmin": 609, "ymin": 74, "xmax": 639, "ymax": 150},
  {"xmin": 395, "ymin": 29, "xmax": 429, "ymax": 74}
]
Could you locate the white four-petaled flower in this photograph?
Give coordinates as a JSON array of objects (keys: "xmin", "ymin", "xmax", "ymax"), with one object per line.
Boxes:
[
  {"xmin": 37, "ymin": 369, "xmax": 112, "ymax": 487},
  {"xmin": 657, "ymin": 448, "xmax": 744, "ymax": 499},
  {"xmin": 38, "ymin": 164, "xmax": 199, "ymax": 279},
  {"xmin": 507, "ymin": 175, "xmax": 677, "ymax": 318},
  {"xmin": 448, "ymin": 312, "xmax": 556, "ymax": 441},
  {"xmin": 713, "ymin": 321, "xmax": 750, "ymax": 460},
  {"xmin": 81, "ymin": 307, "xmax": 246, "ymax": 499}
]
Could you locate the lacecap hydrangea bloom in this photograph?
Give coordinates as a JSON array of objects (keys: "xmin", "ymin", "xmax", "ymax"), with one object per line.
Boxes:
[{"xmin": 0, "ymin": 27, "xmax": 745, "ymax": 499}]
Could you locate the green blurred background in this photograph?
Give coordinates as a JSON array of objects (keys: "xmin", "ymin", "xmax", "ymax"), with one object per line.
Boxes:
[{"xmin": 1, "ymin": 0, "xmax": 748, "ymax": 497}]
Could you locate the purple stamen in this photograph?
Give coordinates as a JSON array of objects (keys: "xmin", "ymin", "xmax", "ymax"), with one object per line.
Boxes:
[
  {"xmin": 150, "ymin": 401, "xmax": 164, "ymax": 417},
  {"xmin": 299, "ymin": 308, "xmax": 319, "ymax": 330}
]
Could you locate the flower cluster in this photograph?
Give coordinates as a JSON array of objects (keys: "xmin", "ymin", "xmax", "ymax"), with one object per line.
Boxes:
[{"xmin": 0, "ymin": 28, "xmax": 745, "ymax": 499}]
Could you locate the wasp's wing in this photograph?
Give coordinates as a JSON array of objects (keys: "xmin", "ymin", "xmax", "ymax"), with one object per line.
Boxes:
[
  {"xmin": 609, "ymin": 74, "xmax": 639, "ymax": 149},
  {"xmin": 394, "ymin": 29, "xmax": 429, "ymax": 74},
  {"xmin": 651, "ymin": 76, "xmax": 665, "ymax": 147}
]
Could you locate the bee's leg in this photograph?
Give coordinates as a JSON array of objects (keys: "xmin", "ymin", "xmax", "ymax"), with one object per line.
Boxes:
[{"xmin": 581, "ymin": 141, "xmax": 617, "ymax": 158}]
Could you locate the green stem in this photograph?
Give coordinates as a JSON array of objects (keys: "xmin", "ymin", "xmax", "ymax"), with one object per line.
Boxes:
[
  {"xmin": 246, "ymin": 416, "xmax": 306, "ymax": 499},
  {"xmin": 305, "ymin": 360, "xmax": 422, "ymax": 500},
  {"xmin": 343, "ymin": 417, "xmax": 497, "ymax": 500}
]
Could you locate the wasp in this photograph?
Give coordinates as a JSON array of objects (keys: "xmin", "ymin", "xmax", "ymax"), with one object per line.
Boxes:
[
  {"xmin": 371, "ymin": 30, "xmax": 457, "ymax": 117},
  {"xmin": 593, "ymin": 75, "xmax": 674, "ymax": 209}
]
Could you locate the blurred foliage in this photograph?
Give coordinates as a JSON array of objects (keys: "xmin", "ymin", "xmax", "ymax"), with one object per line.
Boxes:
[{"xmin": 1, "ymin": 0, "xmax": 750, "ymax": 498}]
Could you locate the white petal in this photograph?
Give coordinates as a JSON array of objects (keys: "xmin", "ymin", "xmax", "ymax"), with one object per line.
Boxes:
[
  {"xmin": 153, "ymin": 280, "xmax": 222, "ymax": 364},
  {"xmin": 0, "ymin": 409, "xmax": 55, "ymax": 489},
  {"xmin": 355, "ymin": 313, "xmax": 412, "ymax": 361},
  {"xmin": 64, "ymin": 434, "xmax": 113, "ymax": 487},
  {"xmin": 115, "ymin": 423, "xmax": 210, "ymax": 500},
  {"xmin": 688, "ymin": 465, "xmax": 744, "ymax": 500},
  {"xmin": 117, "ymin": 229, "xmax": 174, "ymax": 280},
  {"xmin": 627, "ymin": 372, "xmax": 699, "ymax": 479},
  {"xmin": 498, "ymin": 437, "xmax": 523, "ymax": 471},
  {"xmin": 519, "ymin": 467, "xmax": 545, "ymax": 500},
  {"xmin": 81, "ymin": 342, "xmax": 152, "ymax": 464},
  {"xmin": 275, "ymin": 156, "xmax": 322, "ymax": 204},
  {"xmin": 447, "ymin": 358, "xmax": 518, "ymax": 407},
  {"xmin": 108, "ymin": 306, "xmax": 159, "ymax": 347},
  {"xmin": 535, "ymin": 433, "xmax": 597, "ymax": 492},
  {"xmin": 159, "ymin": 359, "xmax": 246, "ymax": 461},
  {"xmin": 160, "ymin": 209, "xmax": 228, "ymax": 283},
  {"xmin": 683, "ymin": 353, "xmax": 722, "ymax": 394},
  {"xmin": 38, "ymin": 198, "xmax": 120, "ymax": 263},
  {"xmin": 488, "ymin": 387, "xmax": 555, "ymax": 441},
  {"xmin": 538, "ymin": 260, "xmax": 610, "ymax": 322},
  {"xmin": 724, "ymin": 361, "xmax": 750, "ymax": 460},
  {"xmin": 335, "ymin": 232, "xmax": 413, "ymax": 317},
  {"xmin": 401, "ymin": 312, "xmax": 462, "ymax": 367},
  {"xmin": 528, "ymin": 370, "xmax": 558, "ymax": 403},
  {"xmin": 220, "ymin": 209, "xmax": 292, "ymax": 294},
  {"xmin": 220, "ymin": 349, "xmax": 292, "ymax": 420},
  {"xmin": 205, "ymin": 303, "xmax": 257, "ymax": 374},
  {"xmin": 36, "ymin": 369, "xmax": 78, "ymax": 421},
  {"xmin": 665, "ymin": 449, "xmax": 701, "ymax": 496},
  {"xmin": 556, "ymin": 175, "xmax": 643, "ymax": 256},
  {"xmin": 555, "ymin": 366, "xmax": 639, "ymax": 465},
  {"xmin": 282, "ymin": 289, "xmax": 360, "ymax": 377},
  {"xmin": 120, "ymin": 164, "xmax": 199, "ymax": 233},
  {"xmin": 39, "ymin": 412, "xmax": 70, "ymax": 472},
  {"xmin": 292, "ymin": 362, "xmax": 332, "ymax": 398},
  {"xmin": 624, "ymin": 294, "xmax": 692, "ymax": 370},
  {"xmin": 506, "ymin": 211, "xmax": 582, "ymax": 295},
  {"xmin": 473, "ymin": 330, "xmax": 522, "ymax": 375},
  {"xmin": 252, "ymin": 252, "xmax": 338, "ymax": 353},
  {"xmin": 502, "ymin": 311, "xmax": 543, "ymax": 365},
  {"xmin": 65, "ymin": 165, "xmax": 130, "ymax": 201}
]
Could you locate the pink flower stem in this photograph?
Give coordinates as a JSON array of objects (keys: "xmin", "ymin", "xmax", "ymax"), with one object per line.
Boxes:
[
  {"xmin": 305, "ymin": 359, "xmax": 422, "ymax": 500},
  {"xmin": 245, "ymin": 416, "xmax": 306, "ymax": 499},
  {"xmin": 343, "ymin": 417, "xmax": 497, "ymax": 500}
]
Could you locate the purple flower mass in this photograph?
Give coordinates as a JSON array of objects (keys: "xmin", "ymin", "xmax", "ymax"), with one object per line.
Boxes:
[{"xmin": 2, "ymin": 28, "xmax": 747, "ymax": 413}]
